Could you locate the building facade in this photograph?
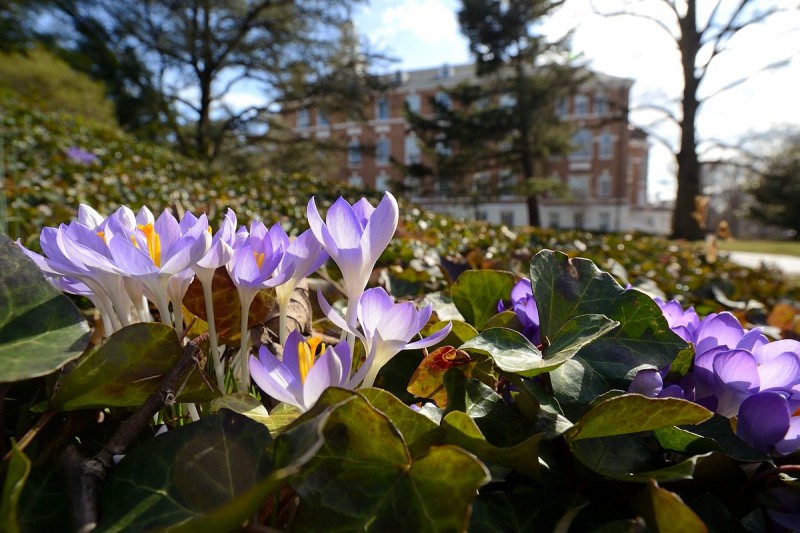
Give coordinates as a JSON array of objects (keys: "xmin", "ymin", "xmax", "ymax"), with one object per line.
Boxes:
[{"xmin": 287, "ymin": 63, "xmax": 672, "ymax": 234}]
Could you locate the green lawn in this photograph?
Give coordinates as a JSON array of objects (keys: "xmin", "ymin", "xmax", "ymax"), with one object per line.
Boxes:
[{"xmin": 716, "ymin": 239, "xmax": 800, "ymax": 257}]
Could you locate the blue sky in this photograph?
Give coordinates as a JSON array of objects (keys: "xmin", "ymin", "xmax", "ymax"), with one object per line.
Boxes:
[{"xmin": 351, "ymin": 0, "xmax": 800, "ymax": 202}]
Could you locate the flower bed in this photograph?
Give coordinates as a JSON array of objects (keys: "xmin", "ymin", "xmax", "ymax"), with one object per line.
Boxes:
[{"xmin": 2, "ymin": 192, "xmax": 799, "ymax": 532}]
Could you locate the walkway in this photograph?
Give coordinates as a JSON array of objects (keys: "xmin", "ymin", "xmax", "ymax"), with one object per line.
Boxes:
[{"xmin": 726, "ymin": 251, "xmax": 800, "ymax": 276}]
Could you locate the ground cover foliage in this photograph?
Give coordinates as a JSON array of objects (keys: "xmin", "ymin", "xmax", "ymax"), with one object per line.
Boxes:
[{"xmin": 2, "ymin": 96, "xmax": 800, "ymax": 532}]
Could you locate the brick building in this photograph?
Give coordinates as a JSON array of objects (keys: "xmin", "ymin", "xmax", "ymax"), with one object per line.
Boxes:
[{"xmin": 287, "ymin": 63, "xmax": 672, "ymax": 234}]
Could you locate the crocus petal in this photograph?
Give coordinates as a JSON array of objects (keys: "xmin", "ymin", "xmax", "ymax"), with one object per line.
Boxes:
[
  {"xmin": 229, "ymin": 244, "xmax": 264, "ymax": 287},
  {"xmin": 281, "ymin": 330, "xmax": 306, "ymax": 383},
  {"xmin": 325, "ymin": 197, "xmax": 363, "ymax": 249},
  {"xmin": 351, "ymin": 197, "xmax": 375, "ymax": 222},
  {"xmin": 334, "ymin": 342, "xmax": 352, "ymax": 386},
  {"xmin": 628, "ymin": 368, "xmax": 663, "ymax": 397},
  {"xmin": 736, "ymin": 328, "xmax": 769, "ymax": 353},
  {"xmin": 361, "ymin": 192, "xmax": 398, "ymax": 268},
  {"xmin": 357, "ymin": 287, "xmax": 395, "ymax": 336},
  {"xmin": 78, "ymin": 204, "xmax": 104, "ymax": 228},
  {"xmin": 136, "ymin": 206, "xmax": 155, "ymax": 227},
  {"xmin": 759, "ymin": 353, "xmax": 800, "ymax": 391},
  {"xmin": 737, "ymin": 392, "xmax": 790, "ymax": 453},
  {"xmin": 511, "ymin": 278, "xmax": 533, "ymax": 301},
  {"xmin": 753, "ymin": 339, "xmax": 800, "ymax": 366},
  {"xmin": 712, "ymin": 349, "xmax": 761, "ymax": 416},
  {"xmin": 159, "ymin": 230, "xmax": 211, "ymax": 274},
  {"xmin": 302, "ymin": 345, "xmax": 344, "ymax": 409},
  {"xmin": 318, "ymin": 291, "xmax": 361, "ymax": 339},
  {"xmin": 774, "ymin": 417, "xmax": 800, "ymax": 456},
  {"xmin": 405, "ymin": 322, "xmax": 452, "ymax": 350},
  {"xmin": 695, "ymin": 312, "xmax": 744, "ymax": 355},
  {"xmin": 249, "ymin": 352, "xmax": 303, "ymax": 409}
]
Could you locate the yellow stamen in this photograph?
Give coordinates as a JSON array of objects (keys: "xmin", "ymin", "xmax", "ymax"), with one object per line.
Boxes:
[
  {"xmin": 254, "ymin": 251, "xmax": 265, "ymax": 269},
  {"xmin": 96, "ymin": 230, "xmax": 107, "ymax": 244},
  {"xmin": 137, "ymin": 223, "xmax": 162, "ymax": 267},
  {"xmin": 296, "ymin": 337, "xmax": 326, "ymax": 383}
]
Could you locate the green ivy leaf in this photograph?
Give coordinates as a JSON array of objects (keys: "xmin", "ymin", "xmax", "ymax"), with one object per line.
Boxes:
[
  {"xmin": 511, "ymin": 378, "xmax": 573, "ymax": 437},
  {"xmin": 273, "ymin": 395, "xmax": 489, "ymax": 531},
  {"xmin": 443, "ymin": 370, "xmax": 533, "ymax": 448},
  {"xmin": 530, "ymin": 251, "xmax": 688, "ymax": 404},
  {"xmin": 359, "ymin": 388, "xmax": 439, "ymax": 454},
  {"xmin": 18, "ymin": 466, "xmax": 69, "ymax": 532},
  {"xmin": 208, "ymin": 393, "xmax": 302, "ymax": 436},
  {"xmin": 96, "ymin": 410, "xmax": 276, "ymax": 532},
  {"xmin": 451, "ymin": 270, "xmax": 516, "ymax": 330},
  {"xmin": 680, "ymin": 414, "xmax": 768, "ymax": 462},
  {"xmin": 461, "ymin": 327, "xmax": 543, "ymax": 375},
  {"xmin": 441, "ymin": 411, "xmax": 544, "ymax": 481},
  {"xmin": 0, "ymin": 235, "xmax": 90, "ymax": 382},
  {"xmin": 652, "ymin": 426, "xmax": 720, "ymax": 456},
  {"xmin": 633, "ymin": 481, "xmax": 708, "ymax": 533},
  {"xmin": 570, "ymin": 434, "xmax": 663, "ymax": 478},
  {"xmin": 0, "ymin": 443, "xmax": 31, "ymax": 533},
  {"xmin": 567, "ymin": 394, "xmax": 712, "ymax": 442},
  {"xmin": 49, "ymin": 323, "xmax": 217, "ymax": 411},
  {"xmin": 469, "ymin": 491, "xmax": 586, "ymax": 533}
]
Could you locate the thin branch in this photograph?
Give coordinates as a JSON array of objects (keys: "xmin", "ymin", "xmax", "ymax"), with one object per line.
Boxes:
[
  {"xmin": 699, "ymin": 54, "xmax": 795, "ymax": 103},
  {"xmin": 590, "ymin": 0, "xmax": 679, "ymax": 43},
  {"xmin": 61, "ymin": 334, "xmax": 209, "ymax": 533}
]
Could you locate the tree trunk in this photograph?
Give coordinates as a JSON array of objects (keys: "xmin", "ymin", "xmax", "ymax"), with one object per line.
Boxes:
[
  {"xmin": 671, "ymin": 0, "xmax": 705, "ymax": 241},
  {"xmin": 514, "ymin": 59, "xmax": 540, "ymax": 228}
]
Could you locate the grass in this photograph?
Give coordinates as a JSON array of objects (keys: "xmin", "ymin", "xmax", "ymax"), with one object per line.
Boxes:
[{"xmin": 715, "ymin": 239, "xmax": 800, "ymax": 257}]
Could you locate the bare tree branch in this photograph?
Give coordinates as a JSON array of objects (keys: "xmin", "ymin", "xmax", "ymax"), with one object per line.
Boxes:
[
  {"xmin": 61, "ymin": 335, "xmax": 209, "ymax": 533},
  {"xmin": 590, "ymin": 0, "xmax": 679, "ymax": 42},
  {"xmin": 699, "ymin": 54, "xmax": 795, "ymax": 102}
]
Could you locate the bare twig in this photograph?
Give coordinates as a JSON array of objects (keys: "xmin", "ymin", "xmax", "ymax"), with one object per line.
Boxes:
[{"xmin": 61, "ymin": 334, "xmax": 208, "ymax": 533}]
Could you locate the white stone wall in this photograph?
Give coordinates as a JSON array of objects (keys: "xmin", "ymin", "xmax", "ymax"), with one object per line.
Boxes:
[{"xmin": 412, "ymin": 196, "xmax": 672, "ymax": 235}]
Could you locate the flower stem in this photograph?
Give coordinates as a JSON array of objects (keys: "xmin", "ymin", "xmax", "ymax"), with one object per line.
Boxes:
[
  {"xmin": 156, "ymin": 292, "xmax": 172, "ymax": 327},
  {"xmin": 185, "ymin": 403, "xmax": 200, "ymax": 422},
  {"xmin": 201, "ymin": 279, "xmax": 225, "ymax": 392},
  {"xmin": 172, "ymin": 301, "xmax": 184, "ymax": 334},
  {"xmin": 236, "ymin": 291, "xmax": 256, "ymax": 394},
  {"xmin": 345, "ymin": 294, "xmax": 358, "ymax": 361}
]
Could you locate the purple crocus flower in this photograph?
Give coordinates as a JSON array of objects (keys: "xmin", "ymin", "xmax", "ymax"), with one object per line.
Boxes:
[
  {"xmin": 65, "ymin": 146, "xmax": 97, "ymax": 165},
  {"xmin": 654, "ymin": 298, "xmax": 701, "ymax": 344},
  {"xmin": 319, "ymin": 287, "xmax": 452, "ymax": 388},
  {"xmin": 269, "ymin": 225, "xmax": 328, "ymax": 344},
  {"xmin": 249, "ymin": 330, "xmax": 351, "ymax": 411},
  {"xmin": 104, "ymin": 208, "xmax": 211, "ymax": 326},
  {"xmin": 307, "ymin": 193, "xmax": 398, "ymax": 325},
  {"xmin": 192, "ymin": 208, "xmax": 238, "ymax": 390},
  {"xmin": 694, "ymin": 336, "xmax": 800, "ymax": 417},
  {"xmin": 227, "ymin": 220, "xmax": 293, "ymax": 392},
  {"xmin": 498, "ymin": 278, "xmax": 540, "ymax": 345},
  {"xmin": 736, "ymin": 392, "xmax": 800, "ymax": 455},
  {"xmin": 18, "ymin": 217, "xmax": 135, "ymax": 331},
  {"xmin": 628, "ymin": 366, "xmax": 693, "ymax": 400}
]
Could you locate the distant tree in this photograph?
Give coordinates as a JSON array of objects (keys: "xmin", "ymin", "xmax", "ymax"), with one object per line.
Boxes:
[
  {"xmin": 45, "ymin": 1, "xmax": 174, "ymax": 141},
  {"xmin": 407, "ymin": 0, "xmax": 581, "ymax": 227},
  {"xmin": 56, "ymin": 0, "xmax": 384, "ymax": 167},
  {"xmin": 0, "ymin": 0, "xmax": 42, "ymax": 52},
  {"xmin": 592, "ymin": 0, "xmax": 797, "ymax": 240},
  {"xmin": 749, "ymin": 134, "xmax": 800, "ymax": 238}
]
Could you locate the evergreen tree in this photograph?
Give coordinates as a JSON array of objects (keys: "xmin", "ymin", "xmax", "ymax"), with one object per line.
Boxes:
[
  {"xmin": 407, "ymin": 0, "xmax": 581, "ymax": 227},
  {"xmin": 749, "ymin": 135, "xmax": 800, "ymax": 238}
]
